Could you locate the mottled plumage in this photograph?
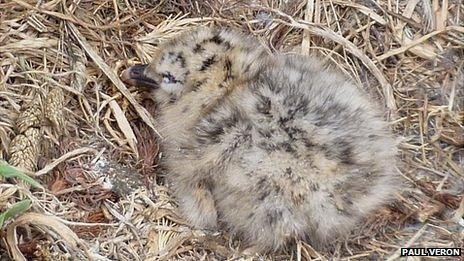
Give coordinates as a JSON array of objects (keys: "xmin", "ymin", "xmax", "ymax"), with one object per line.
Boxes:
[{"xmin": 121, "ymin": 27, "xmax": 399, "ymax": 252}]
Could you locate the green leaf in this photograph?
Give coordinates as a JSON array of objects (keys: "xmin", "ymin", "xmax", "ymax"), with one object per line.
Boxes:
[
  {"xmin": 0, "ymin": 199, "xmax": 32, "ymax": 228},
  {"xmin": 0, "ymin": 164, "xmax": 43, "ymax": 188}
]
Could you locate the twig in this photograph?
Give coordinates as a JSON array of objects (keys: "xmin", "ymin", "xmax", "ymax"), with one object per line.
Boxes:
[
  {"xmin": 67, "ymin": 23, "xmax": 162, "ymax": 138},
  {"xmin": 386, "ymin": 225, "xmax": 428, "ymax": 261},
  {"xmin": 34, "ymin": 147, "xmax": 96, "ymax": 176},
  {"xmin": 269, "ymin": 9, "xmax": 397, "ymax": 113}
]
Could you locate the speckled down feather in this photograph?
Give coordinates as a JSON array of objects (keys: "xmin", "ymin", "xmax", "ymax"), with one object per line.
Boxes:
[{"xmin": 121, "ymin": 27, "xmax": 400, "ymax": 252}]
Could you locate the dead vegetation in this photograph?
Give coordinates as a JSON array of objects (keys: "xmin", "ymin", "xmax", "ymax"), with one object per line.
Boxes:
[{"xmin": 0, "ymin": 0, "xmax": 463, "ymax": 260}]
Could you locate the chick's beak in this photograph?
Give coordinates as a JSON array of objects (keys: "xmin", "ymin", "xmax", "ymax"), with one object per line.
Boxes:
[{"xmin": 121, "ymin": 64, "xmax": 159, "ymax": 89}]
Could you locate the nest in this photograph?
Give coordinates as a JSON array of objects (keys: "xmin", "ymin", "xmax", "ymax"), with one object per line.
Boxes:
[{"xmin": 0, "ymin": 0, "xmax": 463, "ymax": 260}]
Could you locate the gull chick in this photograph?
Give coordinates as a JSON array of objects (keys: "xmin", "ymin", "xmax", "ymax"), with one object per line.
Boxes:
[{"xmin": 121, "ymin": 27, "xmax": 399, "ymax": 252}]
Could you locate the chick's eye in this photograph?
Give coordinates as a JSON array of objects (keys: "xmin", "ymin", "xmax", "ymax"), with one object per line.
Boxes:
[{"xmin": 161, "ymin": 72, "xmax": 177, "ymax": 84}]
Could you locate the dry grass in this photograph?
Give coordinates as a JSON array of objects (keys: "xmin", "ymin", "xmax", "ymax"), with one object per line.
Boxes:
[{"xmin": 0, "ymin": 0, "xmax": 463, "ymax": 260}]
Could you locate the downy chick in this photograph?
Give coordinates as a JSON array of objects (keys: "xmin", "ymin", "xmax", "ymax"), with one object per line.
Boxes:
[{"xmin": 121, "ymin": 27, "xmax": 399, "ymax": 252}]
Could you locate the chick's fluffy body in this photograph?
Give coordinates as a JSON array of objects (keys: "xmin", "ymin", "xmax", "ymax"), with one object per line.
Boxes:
[{"xmin": 141, "ymin": 28, "xmax": 398, "ymax": 251}]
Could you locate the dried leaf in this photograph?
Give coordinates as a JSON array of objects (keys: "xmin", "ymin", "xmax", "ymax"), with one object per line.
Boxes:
[
  {"xmin": 5, "ymin": 212, "xmax": 91, "ymax": 261},
  {"xmin": 0, "ymin": 38, "xmax": 57, "ymax": 53},
  {"xmin": 67, "ymin": 44, "xmax": 88, "ymax": 93},
  {"xmin": 109, "ymin": 100, "xmax": 138, "ymax": 156},
  {"xmin": 67, "ymin": 23, "xmax": 161, "ymax": 138}
]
